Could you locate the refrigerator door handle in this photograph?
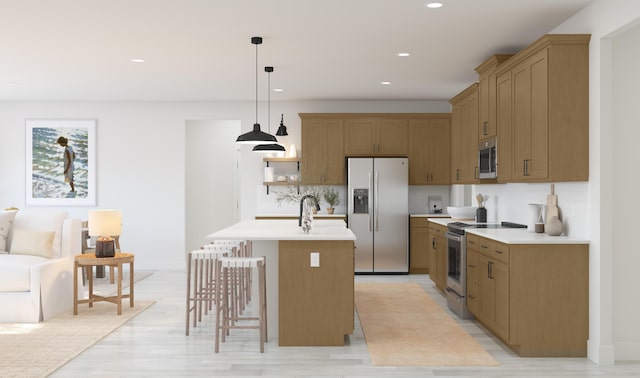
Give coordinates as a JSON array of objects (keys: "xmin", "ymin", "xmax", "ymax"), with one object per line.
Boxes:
[
  {"xmin": 368, "ymin": 171, "xmax": 373, "ymax": 232},
  {"xmin": 375, "ymin": 171, "xmax": 380, "ymax": 231}
]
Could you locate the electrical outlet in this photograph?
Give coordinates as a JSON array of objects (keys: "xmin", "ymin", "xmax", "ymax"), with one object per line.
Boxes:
[{"xmin": 310, "ymin": 252, "xmax": 320, "ymax": 267}]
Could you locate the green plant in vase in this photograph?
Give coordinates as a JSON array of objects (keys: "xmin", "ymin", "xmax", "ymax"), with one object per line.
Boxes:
[{"xmin": 323, "ymin": 187, "xmax": 340, "ymax": 214}]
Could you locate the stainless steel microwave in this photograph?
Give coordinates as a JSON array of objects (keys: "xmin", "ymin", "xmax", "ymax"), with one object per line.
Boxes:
[{"xmin": 478, "ymin": 137, "xmax": 497, "ymax": 179}]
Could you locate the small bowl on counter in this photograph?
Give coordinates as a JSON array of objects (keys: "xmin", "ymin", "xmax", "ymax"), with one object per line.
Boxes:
[{"xmin": 447, "ymin": 206, "xmax": 477, "ymax": 220}]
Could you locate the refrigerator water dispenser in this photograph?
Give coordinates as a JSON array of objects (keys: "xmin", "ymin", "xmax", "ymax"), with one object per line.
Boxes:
[{"xmin": 353, "ymin": 188, "xmax": 369, "ymax": 214}]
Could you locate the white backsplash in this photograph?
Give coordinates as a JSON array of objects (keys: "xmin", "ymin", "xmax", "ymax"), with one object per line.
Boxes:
[
  {"xmin": 257, "ymin": 184, "xmax": 450, "ymax": 216},
  {"xmin": 471, "ymin": 182, "xmax": 589, "ymax": 238}
]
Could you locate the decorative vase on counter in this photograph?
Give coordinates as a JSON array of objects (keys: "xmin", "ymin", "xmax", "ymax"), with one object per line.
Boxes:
[
  {"xmin": 546, "ymin": 216, "xmax": 564, "ymax": 236},
  {"xmin": 528, "ymin": 204, "xmax": 543, "ymax": 233},
  {"xmin": 476, "ymin": 207, "xmax": 487, "ymax": 223}
]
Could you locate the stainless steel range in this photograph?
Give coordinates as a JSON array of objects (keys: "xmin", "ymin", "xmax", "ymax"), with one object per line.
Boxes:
[{"xmin": 444, "ymin": 221, "xmax": 526, "ymax": 319}]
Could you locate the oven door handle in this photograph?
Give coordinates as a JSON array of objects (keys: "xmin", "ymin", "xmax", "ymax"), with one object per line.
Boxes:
[{"xmin": 445, "ymin": 231, "xmax": 464, "ymax": 242}]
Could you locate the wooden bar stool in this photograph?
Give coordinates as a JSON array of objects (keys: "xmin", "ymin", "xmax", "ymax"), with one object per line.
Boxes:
[
  {"xmin": 214, "ymin": 255, "xmax": 267, "ymax": 353},
  {"xmin": 185, "ymin": 248, "xmax": 228, "ymax": 336}
]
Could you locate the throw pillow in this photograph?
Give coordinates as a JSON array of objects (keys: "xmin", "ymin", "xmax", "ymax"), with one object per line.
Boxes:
[
  {"xmin": 0, "ymin": 211, "xmax": 17, "ymax": 252},
  {"xmin": 9, "ymin": 228, "xmax": 55, "ymax": 258}
]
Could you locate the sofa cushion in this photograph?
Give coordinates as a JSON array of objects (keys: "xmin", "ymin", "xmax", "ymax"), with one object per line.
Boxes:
[
  {"xmin": 8, "ymin": 210, "xmax": 67, "ymax": 258},
  {"xmin": 0, "ymin": 211, "xmax": 17, "ymax": 252},
  {"xmin": 10, "ymin": 228, "xmax": 55, "ymax": 258},
  {"xmin": 0, "ymin": 254, "xmax": 48, "ymax": 292}
]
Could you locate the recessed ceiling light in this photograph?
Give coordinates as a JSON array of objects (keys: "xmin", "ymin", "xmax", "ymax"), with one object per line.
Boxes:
[
  {"xmin": 426, "ymin": 2, "xmax": 443, "ymax": 8},
  {"xmin": 380, "ymin": 81, "xmax": 391, "ymax": 85},
  {"xmin": 273, "ymin": 88, "xmax": 284, "ymax": 92},
  {"xmin": 397, "ymin": 52, "xmax": 410, "ymax": 57},
  {"xmin": 130, "ymin": 58, "xmax": 145, "ymax": 63}
]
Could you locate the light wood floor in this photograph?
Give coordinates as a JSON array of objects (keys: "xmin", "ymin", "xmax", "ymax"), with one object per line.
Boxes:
[{"xmin": 52, "ymin": 270, "xmax": 640, "ymax": 377}]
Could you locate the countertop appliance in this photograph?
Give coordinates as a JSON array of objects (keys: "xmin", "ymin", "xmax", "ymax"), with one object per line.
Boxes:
[
  {"xmin": 478, "ymin": 137, "xmax": 497, "ymax": 179},
  {"xmin": 445, "ymin": 221, "xmax": 526, "ymax": 319},
  {"xmin": 347, "ymin": 157, "xmax": 408, "ymax": 273}
]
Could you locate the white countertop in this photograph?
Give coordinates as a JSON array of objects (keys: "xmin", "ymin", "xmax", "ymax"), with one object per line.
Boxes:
[
  {"xmin": 428, "ymin": 218, "xmax": 589, "ymax": 245},
  {"xmin": 205, "ymin": 219, "xmax": 356, "ymax": 242},
  {"xmin": 410, "ymin": 213, "xmax": 451, "ymax": 218},
  {"xmin": 255, "ymin": 213, "xmax": 345, "ymax": 218}
]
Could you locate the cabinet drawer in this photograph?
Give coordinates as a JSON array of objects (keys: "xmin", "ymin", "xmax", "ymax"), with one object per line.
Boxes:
[
  {"xmin": 428, "ymin": 221, "xmax": 447, "ymax": 235},
  {"xmin": 466, "ymin": 250, "xmax": 479, "ymax": 283},
  {"xmin": 410, "ymin": 217, "xmax": 430, "ymax": 228},
  {"xmin": 467, "ymin": 234, "xmax": 509, "ymax": 264}
]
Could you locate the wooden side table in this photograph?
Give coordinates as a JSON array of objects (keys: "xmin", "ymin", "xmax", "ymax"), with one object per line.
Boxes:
[{"xmin": 74, "ymin": 252, "xmax": 135, "ymax": 315}]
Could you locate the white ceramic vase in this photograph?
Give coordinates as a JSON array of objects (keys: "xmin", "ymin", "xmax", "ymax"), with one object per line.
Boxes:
[
  {"xmin": 528, "ymin": 204, "xmax": 543, "ymax": 233},
  {"xmin": 546, "ymin": 216, "xmax": 564, "ymax": 236}
]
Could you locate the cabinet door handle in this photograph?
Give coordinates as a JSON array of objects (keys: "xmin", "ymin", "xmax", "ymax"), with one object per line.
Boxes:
[
  {"xmin": 488, "ymin": 261, "xmax": 494, "ymax": 279},
  {"xmin": 456, "ymin": 169, "xmax": 460, "ymax": 181},
  {"xmin": 432, "ymin": 237, "xmax": 436, "ymax": 249},
  {"xmin": 494, "ymin": 250, "xmax": 503, "ymax": 254},
  {"xmin": 524, "ymin": 159, "xmax": 530, "ymax": 176},
  {"xmin": 474, "ymin": 166, "xmax": 478, "ymax": 180},
  {"xmin": 482, "ymin": 121, "xmax": 488, "ymax": 135},
  {"xmin": 430, "ymin": 173, "xmax": 433, "ymax": 182},
  {"xmin": 468, "ymin": 240, "xmax": 475, "ymax": 245},
  {"xmin": 468, "ymin": 294, "xmax": 475, "ymax": 299},
  {"xmin": 480, "ymin": 244, "xmax": 488, "ymax": 249},
  {"xmin": 467, "ymin": 264, "xmax": 475, "ymax": 268}
]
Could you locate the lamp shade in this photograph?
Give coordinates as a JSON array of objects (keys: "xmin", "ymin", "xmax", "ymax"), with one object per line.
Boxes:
[
  {"xmin": 252, "ymin": 143, "xmax": 286, "ymax": 153},
  {"xmin": 236, "ymin": 124, "xmax": 278, "ymax": 144},
  {"xmin": 88, "ymin": 210, "xmax": 122, "ymax": 237}
]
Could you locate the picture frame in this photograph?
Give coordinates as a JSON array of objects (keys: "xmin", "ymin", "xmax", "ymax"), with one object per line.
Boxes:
[{"xmin": 25, "ymin": 119, "xmax": 96, "ymax": 206}]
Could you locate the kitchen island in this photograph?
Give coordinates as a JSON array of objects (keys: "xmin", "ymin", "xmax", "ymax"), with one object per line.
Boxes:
[{"xmin": 205, "ymin": 219, "xmax": 356, "ymax": 346}]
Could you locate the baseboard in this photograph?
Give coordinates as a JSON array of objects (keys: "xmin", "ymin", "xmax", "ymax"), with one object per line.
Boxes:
[
  {"xmin": 614, "ymin": 341, "xmax": 640, "ymax": 361},
  {"xmin": 587, "ymin": 339, "xmax": 616, "ymax": 365}
]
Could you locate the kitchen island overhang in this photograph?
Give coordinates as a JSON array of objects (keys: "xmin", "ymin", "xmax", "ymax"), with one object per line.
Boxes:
[{"xmin": 205, "ymin": 219, "xmax": 356, "ymax": 346}]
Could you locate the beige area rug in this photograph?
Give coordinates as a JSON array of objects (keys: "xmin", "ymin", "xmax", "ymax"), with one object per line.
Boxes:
[
  {"xmin": 0, "ymin": 272, "xmax": 155, "ymax": 378},
  {"xmin": 355, "ymin": 282, "xmax": 499, "ymax": 366}
]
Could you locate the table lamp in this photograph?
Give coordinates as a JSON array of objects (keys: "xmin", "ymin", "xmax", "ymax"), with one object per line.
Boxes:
[{"xmin": 88, "ymin": 210, "xmax": 122, "ymax": 258}]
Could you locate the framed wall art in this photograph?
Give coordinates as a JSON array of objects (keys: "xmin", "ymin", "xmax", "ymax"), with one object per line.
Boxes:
[{"xmin": 26, "ymin": 119, "xmax": 96, "ymax": 206}]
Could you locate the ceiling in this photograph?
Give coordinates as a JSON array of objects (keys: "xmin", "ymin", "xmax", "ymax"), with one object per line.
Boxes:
[{"xmin": 0, "ymin": 0, "xmax": 593, "ymax": 102}]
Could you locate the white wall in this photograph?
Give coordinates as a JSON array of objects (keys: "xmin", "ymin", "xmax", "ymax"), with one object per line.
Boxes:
[
  {"xmin": 0, "ymin": 100, "xmax": 449, "ymax": 271},
  {"xmin": 550, "ymin": 0, "xmax": 640, "ymax": 364},
  {"xmin": 185, "ymin": 120, "xmax": 240, "ymax": 253},
  {"xmin": 611, "ymin": 20, "xmax": 640, "ymax": 361}
]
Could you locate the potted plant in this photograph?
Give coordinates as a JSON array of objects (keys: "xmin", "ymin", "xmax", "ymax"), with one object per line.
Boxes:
[
  {"xmin": 275, "ymin": 185, "xmax": 323, "ymax": 213},
  {"xmin": 323, "ymin": 187, "xmax": 340, "ymax": 214}
]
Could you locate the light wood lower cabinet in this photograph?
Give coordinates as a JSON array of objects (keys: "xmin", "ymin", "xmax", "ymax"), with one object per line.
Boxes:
[
  {"xmin": 428, "ymin": 221, "xmax": 447, "ymax": 291},
  {"xmin": 409, "ymin": 217, "xmax": 430, "ymax": 274},
  {"xmin": 278, "ymin": 240, "xmax": 354, "ymax": 346},
  {"xmin": 466, "ymin": 233, "xmax": 589, "ymax": 357}
]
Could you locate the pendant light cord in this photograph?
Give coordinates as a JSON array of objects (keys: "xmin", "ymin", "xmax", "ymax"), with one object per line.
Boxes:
[{"xmin": 255, "ymin": 42, "xmax": 258, "ymax": 125}]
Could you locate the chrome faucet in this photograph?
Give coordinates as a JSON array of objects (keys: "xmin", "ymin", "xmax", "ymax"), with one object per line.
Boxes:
[{"xmin": 299, "ymin": 195, "xmax": 320, "ymax": 227}]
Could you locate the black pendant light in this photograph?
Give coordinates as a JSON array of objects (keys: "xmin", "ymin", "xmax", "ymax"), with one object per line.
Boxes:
[
  {"xmin": 253, "ymin": 66, "xmax": 285, "ymax": 153},
  {"xmin": 236, "ymin": 37, "xmax": 278, "ymax": 145},
  {"xmin": 276, "ymin": 114, "xmax": 289, "ymax": 136}
]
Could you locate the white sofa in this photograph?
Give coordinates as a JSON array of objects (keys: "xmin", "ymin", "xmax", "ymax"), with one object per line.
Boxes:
[{"xmin": 0, "ymin": 209, "xmax": 82, "ymax": 322}]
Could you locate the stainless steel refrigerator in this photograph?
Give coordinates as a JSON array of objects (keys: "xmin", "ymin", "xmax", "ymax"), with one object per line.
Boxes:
[{"xmin": 347, "ymin": 157, "xmax": 408, "ymax": 273}]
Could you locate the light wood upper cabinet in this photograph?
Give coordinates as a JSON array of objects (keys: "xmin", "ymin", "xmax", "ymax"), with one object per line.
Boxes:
[
  {"xmin": 300, "ymin": 116, "xmax": 345, "ymax": 185},
  {"xmin": 476, "ymin": 55, "xmax": 513, "ymax": 140},
  {"xmin": 496, "ymin": 70, "xmax": 513, "ymax": 182},
  {"xmin": 495, "ymin": 34, "xmax": 590, "ymax": 182},
  {"xmin": 450, "ymin": 84, "xmax": 479, "ymax": 184},
  {"xmin": 408, "ymin": 115, "xmax": 451, "ymax": 185},
  {"xmin": 344, "ymin": 117, "xmax": 408, "ymax": 156}
]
